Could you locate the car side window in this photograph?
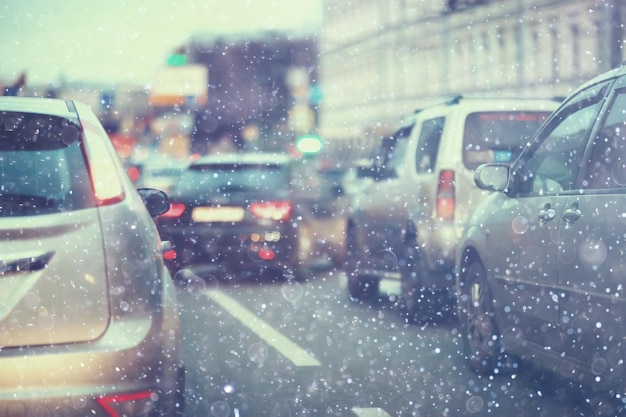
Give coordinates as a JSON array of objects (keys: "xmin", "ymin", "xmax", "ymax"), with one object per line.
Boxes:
[
  {"xmin": 514, "ymin": 82, "xmax": 610, "ymax": 196},
  {"xmin": 583, "ymin": 84, "xmax": 626, "ymax": 189},
  {"xmin": 414, "ymin": 117, "xmax": 444, "ymax": 174},
  {"xmin": 373, "ymin": 125, "xmax": 413, "ymax": 178}
]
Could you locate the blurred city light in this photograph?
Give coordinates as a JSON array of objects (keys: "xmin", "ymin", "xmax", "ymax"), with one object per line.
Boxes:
[
  {"xmin": 296, "ymin": 134, "xmax": 323, "ymax": 155},
  {"xmin": 167, "ymin": 54, "xmax": 187, "ymax": 66}
]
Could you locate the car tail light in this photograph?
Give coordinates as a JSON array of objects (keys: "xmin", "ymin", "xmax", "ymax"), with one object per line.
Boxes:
[
  {"xmin": 437, "ymin": 170, "xmax": 455, "ymax": 220},
  {"xmin": 250, "ymin": 201, "xmax": 292, "ymax": 221},
  {"xmin": 127, "ymin": 165, "xmax": 141, "ymax": 182},
  {"xmin": 96, "ymin": 391, "xmax": 156, "ymax": 417},
  {"xmin": 258, "ymin": 248, "xmax": 276, "ymax": 260},
  {"xmin": 82, "ymin": 120, "xmax": 125, "ymax": 205},
  {"xmin": 161, "ymin": 203, "xmax": 186, "ymax": 218}
]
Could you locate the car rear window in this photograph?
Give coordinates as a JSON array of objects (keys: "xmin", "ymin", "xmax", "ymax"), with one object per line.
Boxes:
[
  {"xmin": 0, "ymin": 112, "xmax": 94, "ymax": 216},
  {"xmin": 462, "ymin": 111, "xmax": 552, "ymax": 170},
  {"xmin": 176, "ymin": 162, "xmax": 290, "ymax": 194}
]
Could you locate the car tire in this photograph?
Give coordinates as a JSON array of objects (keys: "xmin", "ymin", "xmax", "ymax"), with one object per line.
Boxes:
[
  {"xmin": 399, "ymin": 237, "xmax": 432, "ymax": 324},
  {"xmin": 287, "ymin": 214, "xmax": 313, "ymax": 281},
  {"xmin": 174, "ymin": 362, "xmax": 186, "ymax": 417},
  {"xmin": 284, "ymin": 263, "xmax": 309, "ymax": 282},
  {"xmin": 345, "ymin": 224, "xmax": 379, "ymax": 300},
  {"xmin": 458, "ymin": 260, "xmax": 502, "ymax": 375},
  {"xmin": 347, "ymin": 273, "xmax": 378, "ymax": 300},
  {"xmin": 158, "ymin": 360, "xmax": 186, "ymax": 417}
]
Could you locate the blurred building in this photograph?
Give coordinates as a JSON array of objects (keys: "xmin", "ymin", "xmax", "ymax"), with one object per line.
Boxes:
[
  {"xmin": 318, "ymin": 0, "xmax": 625, "ymax": 160},
  {"xmin": 185, "ymin": 32, "xmax": 319, "ymax": 154},
  {"xmin": 1, "ymin": 72, "xmax": 26, "ymax": 96}
]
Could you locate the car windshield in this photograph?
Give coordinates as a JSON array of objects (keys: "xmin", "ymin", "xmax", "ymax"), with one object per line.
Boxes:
[
  {"xmin": 176, "ymin": 162, "xmax": 289, "ymax": 193},
  {"xmin": 462, "ymin": 111, "xmax": 552, "ymax": 169},
  {"xmin": 3, "ymin": 2, "xmax": 625, "ymax": 417}
]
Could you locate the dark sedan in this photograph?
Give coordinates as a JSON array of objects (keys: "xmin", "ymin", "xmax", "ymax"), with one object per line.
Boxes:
[{"xmin": 157, "ymin": 152, "xmax": 315, "ymax": 281}]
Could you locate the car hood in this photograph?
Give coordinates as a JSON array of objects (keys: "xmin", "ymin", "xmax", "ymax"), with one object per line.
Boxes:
[{"xmin": 0, "ymin": 209, "xmax": 109, "ymax": 347}]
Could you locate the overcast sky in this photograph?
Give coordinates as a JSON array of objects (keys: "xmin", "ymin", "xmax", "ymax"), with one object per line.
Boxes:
[{"xmin": 0, "ymin": 0, "xmax": 323, "ymax": 87}]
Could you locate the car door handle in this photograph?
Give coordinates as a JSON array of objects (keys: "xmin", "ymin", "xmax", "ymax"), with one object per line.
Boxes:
[
  {"xmin": 562, "ymin": 206, "xmax": 582, "ymax": 224},
  {"xmin": 537, "ymin": 206, "xmax": 556, "ymax": 223}
]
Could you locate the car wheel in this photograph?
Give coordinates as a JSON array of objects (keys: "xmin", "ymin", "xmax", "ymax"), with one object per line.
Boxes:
[
  {"xmin": 174, "ymin": 362, "xmax": 186, "ymax": 417},
  {"xmin": 459, "ymin": 260, "xmax": 502, "ymax": 375},
  {"xmin": 399, "ymin": 236, "xmax": 432, "ymax": 323},
  {"xmin": 345, "ymin": 224, "xmax": 378, "ymax": 300},
  {"xmin": 282, "ymin": 263, "xmax": 309, "ymax": 282},
  {"xmin": 158, "ymin": 360, "xmax": 186, "ymax": 417},
  {"xmin": 291, "ymin": 221, "xmax": 313, "ymax": 281},
  {"xmin": 347, "ymin": 273, "xmax": 378, "ymax": 300},
  {"xmin": 278, "ymin": 219, "xmax": 312, "ymax": 282}
]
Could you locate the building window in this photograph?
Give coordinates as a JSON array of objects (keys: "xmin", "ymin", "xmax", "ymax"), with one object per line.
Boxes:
[
  {"xmin": 551, "ymin": 26, "xmax": 560, "ymax": 83},
  {"xmin": 571, "ymin": 23, "xmax": 580, "ymax": 78}
]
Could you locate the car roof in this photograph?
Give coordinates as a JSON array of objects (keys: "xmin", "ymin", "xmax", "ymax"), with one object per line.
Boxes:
[
  {"xmin": 0, "ymin": 96, "xmax": 80, "ymax": 120},
  {"xmin": 191, "ymin": 152, "xmax": 293, "ymax": 166},
  {"xmin": 396, "ymin": 94, "xmax": 560, "ymax": 128},
  {"xmin": 566, "ymin": 62, "xmax": 626, "ymax": 93},
  {"xmin": 414, "ymin": 94, "xmax": 561, "ymax": 113}
]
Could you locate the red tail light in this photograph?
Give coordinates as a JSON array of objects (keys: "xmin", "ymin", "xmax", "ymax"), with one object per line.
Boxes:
[
  {"xmin": 163, "ymin": 249, "xmax": 177, "ymax": 260},
  {"xmin": 249, "ymin": 201, "xmax": 292, "ymax": 221},
  {"xmin": 437, "ymin": 170, "xmax": 455, "ymax": 220},
  {"xmin": 258, "ymin": 248, "xmax": 276, "ymax": 260},
  {"xmin": 127, "ymin": 165, "xmax": 141, "ymax": 182},
  {"xmin": 161, "ymin": 203, "xmax": 186, "ymax": 218},
  {"xmin": 97, "ymin": 391, "xmax": 155, "ymax": 417}
]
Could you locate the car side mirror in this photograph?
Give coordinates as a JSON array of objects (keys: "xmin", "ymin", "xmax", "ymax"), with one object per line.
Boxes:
[
  {"xmin": 137, "ymin": 188, "xmax": 170, "ymax": 217},
  {"xmin": 473, "ymin": 163, "xmax": 510, "ymax": 192}
]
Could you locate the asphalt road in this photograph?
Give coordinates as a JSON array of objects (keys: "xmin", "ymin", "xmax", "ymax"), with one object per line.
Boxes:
[{"xmin": 177, "ymin": 269, "xmax": 620, "ymax": 417}]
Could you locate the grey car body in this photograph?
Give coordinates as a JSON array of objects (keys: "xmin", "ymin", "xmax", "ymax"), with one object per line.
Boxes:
[
  {"xmin": 345, "ymin": 95, "xmax": 559, "ymax": 321},
  {"xmin": 0, "ymin": 97, "xmax": 183, "ymax": 416},
  {"xmin": 456, "ymin": 64, "xmax": 626, "ymax": 394}
]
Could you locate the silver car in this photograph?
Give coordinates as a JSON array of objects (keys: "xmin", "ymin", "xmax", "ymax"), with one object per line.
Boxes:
[
  {"xmin": 0, "ymin": 97, "xmax": 184, "ymax": 416},
  {"xmin": 345, "ymin": 95, "xmax": 559, "ymax": 322},
  {"xmin": 457, "ymin": 64, "xmax": 626, "ymax": 394}
]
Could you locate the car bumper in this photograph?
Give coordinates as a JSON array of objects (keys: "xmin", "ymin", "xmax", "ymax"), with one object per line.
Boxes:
[
  {"xmin": 160, "ymin": 223, "xmax": 299, "ymax": 271},
  {"xmin": 0, "ymin": 312, "xmax": 180, "ymax": 416}
]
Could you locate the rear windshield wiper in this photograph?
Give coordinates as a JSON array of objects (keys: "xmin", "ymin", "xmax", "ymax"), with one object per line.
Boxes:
[{"xmin": 0, "ymin": 251, "xmax": 55, "ymax": 275}]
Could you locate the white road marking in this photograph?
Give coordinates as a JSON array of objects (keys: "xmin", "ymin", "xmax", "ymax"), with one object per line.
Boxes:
[
  {"xmin": 339, "ymin": 274, "xmax": 402, "ymax": 296},
  {"xmin": 351, "ymin": 407, "xmax": 392, "ymax": 417},
  {"xmin": 206, "ymin": 289, "xmax": 321, "ymax": 367}
]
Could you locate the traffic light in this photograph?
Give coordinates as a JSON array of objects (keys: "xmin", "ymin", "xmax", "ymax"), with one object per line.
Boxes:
[
  {"xmin": 296, "ymin": 134, "xmax": 323, "ymax": 156},
  {"xmin": 167, "ymin": 53, "xmax": 187, "ymax": 66}
]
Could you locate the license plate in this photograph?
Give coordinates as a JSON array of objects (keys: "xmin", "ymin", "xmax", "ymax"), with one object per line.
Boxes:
[{"xmin": 192, "ymin": 206, "xmax": 245, "ymax": 222}]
